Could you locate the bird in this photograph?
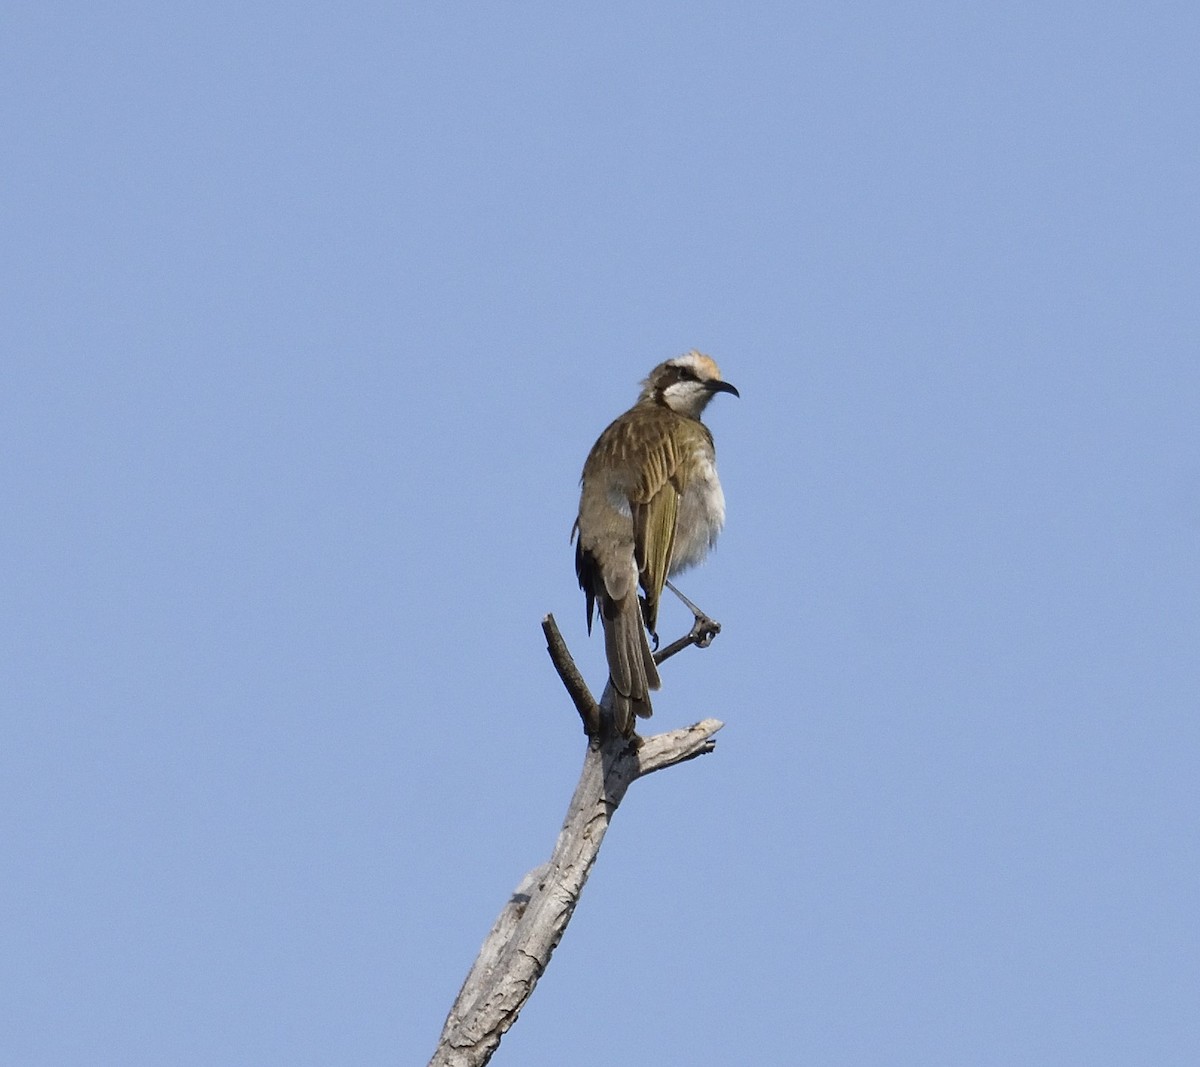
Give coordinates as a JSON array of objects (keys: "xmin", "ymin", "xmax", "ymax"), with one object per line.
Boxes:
[{"xmin": 573, "ymin": 350, "xmax": 739, "ymax": 736}]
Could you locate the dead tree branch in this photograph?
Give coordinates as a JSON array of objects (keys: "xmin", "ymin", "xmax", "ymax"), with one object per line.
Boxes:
[{"xmin": 426, "ymin": 614, "xmax": 723, "ymax": 1067}]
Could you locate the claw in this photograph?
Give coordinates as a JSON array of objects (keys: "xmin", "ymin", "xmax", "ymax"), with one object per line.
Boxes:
[{"xmin": 692, "ymin": 615, "xmax": 720, "ymax": 648}]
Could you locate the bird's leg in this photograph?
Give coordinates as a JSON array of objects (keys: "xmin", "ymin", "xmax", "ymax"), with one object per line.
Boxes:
[{"xmin": 666, "ymin": 580, "xmax": 721, "ymax": 645}]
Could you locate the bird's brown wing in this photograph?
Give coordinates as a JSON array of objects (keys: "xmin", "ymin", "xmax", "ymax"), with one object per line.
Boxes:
[
  {"xmin": 629, "ymin": 418, "xmax": 700, "ymax": 637},
  {"xmin": 632, "ymin": 485, "xmax": 677, "ymax": 637}
]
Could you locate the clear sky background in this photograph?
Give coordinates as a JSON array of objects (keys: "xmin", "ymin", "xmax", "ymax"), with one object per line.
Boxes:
[{"xmin": 4, "ymin": 3, "xmax": 1198, "ymax": 1065}]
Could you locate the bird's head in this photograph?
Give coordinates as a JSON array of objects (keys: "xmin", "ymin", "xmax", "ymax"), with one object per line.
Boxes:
[{"xmin": 640, "ymin": 350, "xmax": 740, "ymax": 418}]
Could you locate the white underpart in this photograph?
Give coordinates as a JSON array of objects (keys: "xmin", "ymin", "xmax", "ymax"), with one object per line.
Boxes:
[{"xmin": 670, "ymin": 453, "xmax": 725, "ymax": 575}]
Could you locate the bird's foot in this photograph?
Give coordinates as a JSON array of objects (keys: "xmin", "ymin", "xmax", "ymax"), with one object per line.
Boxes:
[
  {"xmin": 651, "ymin": 607, "xmax": 723, "ymax": 666},
  {"xmin": 689, "ymin": 612, "xmax": 721, "ymax": 649}
]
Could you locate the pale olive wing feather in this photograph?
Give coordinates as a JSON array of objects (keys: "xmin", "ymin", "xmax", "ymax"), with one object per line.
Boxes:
[
  {"xmin": 628, "ymin": 424, "xmax": 693, "ymax": 635},
  {"xmin": 632, "ymin": 488, "xmax": 677, "ymax": 635}
]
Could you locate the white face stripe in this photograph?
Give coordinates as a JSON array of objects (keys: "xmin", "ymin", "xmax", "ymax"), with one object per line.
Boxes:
[{"xmin": 661, "ymin": 378, "xmax": 713, "ymax": 417}]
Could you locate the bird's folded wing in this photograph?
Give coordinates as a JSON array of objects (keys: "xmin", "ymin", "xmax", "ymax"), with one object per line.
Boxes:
[{"xmin": 631, "ymin": 433, "xmax": 684, "ymax": 635}]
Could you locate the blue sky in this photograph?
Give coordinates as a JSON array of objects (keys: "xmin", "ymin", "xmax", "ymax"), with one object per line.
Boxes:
[{"xmin": 4, "ymin": 3, "xmax": 1198, "ymax": 1064}]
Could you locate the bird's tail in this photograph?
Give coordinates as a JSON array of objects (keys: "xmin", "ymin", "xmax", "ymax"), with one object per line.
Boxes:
[{"xmin": 603, "ymin": 593, "xmax": 661, "ymax": 736}]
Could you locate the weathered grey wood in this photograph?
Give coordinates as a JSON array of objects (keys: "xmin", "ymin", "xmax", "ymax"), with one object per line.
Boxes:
[
  {"xmin": 542, "ymin": 615, "xmax": 600, "ymax": 735},
  {"xmin": 426, "ymin": 615, "xmax": 723, "ymax": 1067}
]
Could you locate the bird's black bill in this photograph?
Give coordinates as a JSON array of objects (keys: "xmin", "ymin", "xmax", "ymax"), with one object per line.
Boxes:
[{"xmin": 709, "ymin": 380, "xmax": 740, "ymax": 398}]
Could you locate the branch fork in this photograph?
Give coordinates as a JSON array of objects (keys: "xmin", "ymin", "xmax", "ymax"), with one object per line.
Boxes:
[{"xmin": 427, "ymin": 613, "xmax": 725, "ymax": 1067}]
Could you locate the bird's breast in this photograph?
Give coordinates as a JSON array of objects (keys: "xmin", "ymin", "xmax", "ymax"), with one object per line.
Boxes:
[{"xmin": 670, "ymin": 454, "xmax": 725, "ymax": 575}]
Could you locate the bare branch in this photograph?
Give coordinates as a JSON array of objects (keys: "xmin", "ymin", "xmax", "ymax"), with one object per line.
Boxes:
[
  {"xmin": 435, "ymin": 864, "xmax": 550, "ymax": 1049},
  {"xmin": 426, "ymin": 622, "xmax": 724, "ymax": 1067},
  {"xmin": 635, "ymin": 717, "xmax": 723, "ymax": 774},
  {"xmin": 541, "ymin": 614, "xmax": 600, "ymax": 736}
]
